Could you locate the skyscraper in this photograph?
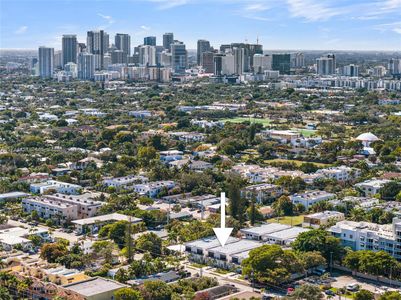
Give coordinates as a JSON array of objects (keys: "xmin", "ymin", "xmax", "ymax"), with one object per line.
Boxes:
[
  {"xmin": 87, "ymin": 30, "xmax": 107, "ymax": 70},
  {"xmin": 213, "ymin": 54, "xmax": 224, "ymax": 76},
  {"xmin": 197, "ymin": 39, "xmax": 211, "ymax": 66},
  {"xmin": 144, "ymin": 36, "xmax": 156, "ymax": 46},
  {"xmin": 78, "ymin": 52, "xmax": 94, "ymax": 80},
  {"xmin": 171, "ymin": 42, "xmax": 187, "ymax": 74},
  {"xmin": 139, "ymin": 45, "xmax": 156, "ymax": 66},
  {"xmin": 115, "ymin": 33, "xmax": 131, "ymax": 59},
  {"xmin": 111, "ymin": 50, "xmax": 125, "ymax": 64},
  {"xmin": 290, "ymin": 52, "xmax": 305, "ymax": 68},
  {"xmin": 202, "ymin": 52, "xmax": 214, "ymax": 73},
  {"xmin": 343, "ymin": 64, "xmax": 359, "ymax": 77},
  {"xmin": 316, "ymin": 54, "xmax": 336, "ymax": 75},
  {"xmin": 62, "ymin": 34, "xmax": 77, "ymax": 66},
  {"xmin": 389, "ymin": 58, "xmax": 401, "ymax": 75},
  {"xmin": 253, "ymin": 54, "xmax": 272, "ymax": 74},
  {"xmin": 163, "ymin": 33, "xmax": 174, "ymax": 51},
  {"xmin": 38, "ymin": 46, "xmax": 54, "ymax": 78},
  {"xmin": 233, "ymin": 47, "xmax": 245, "ymax": 75},
  {"xmin": 272, "ymin": 54, "xmax": 291, "ymax": 75}
]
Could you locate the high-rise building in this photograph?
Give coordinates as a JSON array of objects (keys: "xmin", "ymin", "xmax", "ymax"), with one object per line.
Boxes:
[
  {"xmin": 389, "ymin": 58, "xmax": 401, "ymax": 75},
  {"xmin": 38, "ymin": 46, "xmax": 54, "ymax": 78},
  {"xmin": 62, "ymin": 34, "xmax": 77, "ymax": 66},
  {"xmin": 222, "ymin": 54, "xmax": 235, "ymax": 75},
  {"xmin": 201, "ymin": 52, "xmax": 214, "ymax": 73},
  {"xmin": 144, "ymin": 36, "xmax": 156, "ymax": 46},
  {"xmin": 171, "ymin": 42, "xmax": 187, "ymax": 74},
  {"xmin": 233, "ymin": 47, "xmax": 245, "ymax": 75},
  {"xmin": 87, "ymin": 30, "xmax": 107, "ymax": 70},
  {"xmin": 159, "ymin": 51, "xmax": 172, "ymax": 67},
  {"xmin": 291, "ymin": 52, "xmax": 305, "ymax": 68},
  {"xmin": 213, "ymin": 54, "xmax": 224, "ymax": 76},
  {"xmin": 78, "ymin": 52, "xmax": 95, "ymax": 80},
  {"xmin": 253, "ymin": 54, "xmax": 272, "ymax": 74},
  {"xmin": 78, "ymin": 43, "xmax": 86, "ymax": 53},
  {"xmin": 139, "ymin": 45, "xmax": 156, "ymax": 66},
  {"xmin": 111, "ymin": 50, "xmax": 126, "ymax": 64},
  {"xmin": 343, "ymin": 64, "xmax": 359, "ymax": 77},
  {"xmin": 115, "ymin": 33, "xmax": 131, "ymax": 59},
  {"xmin": 316, "ymin": 54, "xmax": 336, "ymax": 75},
  {"xmin": 197, "ymin": 39, "xmax": 211, "ymax": 66},
  {"xmin": 163, "ymin": 33, "xmax": 174, "ymax": 51},
  {"xmin": 373, "ymin": 66, "xmax": 386, "ymax": 77},
  {"xmin": 54, "ymin": 50, "xmax": 63, "ymax": 69},
  {"xmin": 272, "ymin": 54, "xmax": 291, "ymax": 75}
]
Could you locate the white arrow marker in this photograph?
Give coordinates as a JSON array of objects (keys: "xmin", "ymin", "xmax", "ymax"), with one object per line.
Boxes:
[{"xmin": 213, "ymin": 192, "xmax": 233, "ymax": 247}]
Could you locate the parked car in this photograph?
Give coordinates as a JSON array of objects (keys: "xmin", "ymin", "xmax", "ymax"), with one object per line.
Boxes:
[
  {"xmin": 325, "ymin": 290, "xmax": 335, "ymax": 296},
  {"xmin": 346, "ymin": 283, "xmax": 360, "ymax": 292}
]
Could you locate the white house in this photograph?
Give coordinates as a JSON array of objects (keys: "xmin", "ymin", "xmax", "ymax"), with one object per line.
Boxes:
[
  {"xmin": 355, "ymin": 179, "xmax": 391, "ymax": 197},
  {"xmin": 290, "ymin": 190, "xmax": 336, "ymax": 210},
  {"xmin": 30, "ymin": 180, "xmax": 82, "ymax": 195}
]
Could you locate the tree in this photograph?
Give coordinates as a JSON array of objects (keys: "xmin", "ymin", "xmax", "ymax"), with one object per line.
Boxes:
[
  {"xmin": 379, "ymin": 291, "xmax": 401, "ymax": 300},
  {"xmin": 288, "ymin": 284, "xmax": 323, "ymax": 300},
  {"xmin": 226, "ymin": 173, "xmax": 247, "ymax": 224},
  {"xmin": 40, "ymin": 241, "xmax": 68, "ymax": 263},
  {"xmin": 354, "ymin": 289, "xmax": 374, "ymax": 300},
  {"xmin": 242, "ymin": 244, "xmax": 303, "ymax": 285},
  {"xmin": 140, "ymin": 280, "xmax": 172, "ymax": 300},
  {"xmin": 273, "ymin": 195, "xmax": 293, "ymax": 216},
  {"xmin": 380, "ymin": 182, "xmax": 401, "ymax": 200},
  {"xmin": 298, "ymin": 251, "xmax": 326, "ymax": 271},
  {"xmin": 136, "ymin": 232, "xmax": 163, "ymax": 257},
  {"xmin": 292, "ymin": 229, "xmax": 344, "ymax": 261},
  {"xmin": 114, "ymin": 288, "xmax": 143, "ymax": 300},
  {"xmin": 0, "ymin": 286, "xmax": 12, "ymax": 300}
]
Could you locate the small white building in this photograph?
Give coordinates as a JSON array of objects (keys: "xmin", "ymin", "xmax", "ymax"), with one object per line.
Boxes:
[
  {"xmin": 355, "ymin": 179, "xmax": 391, "ymax": 197},
  {"xmin": 302, "ymin": 211, "xmax": 345, "ymax": 228},
  {"xmin": 316, "ymin": 166, "xmax": 361, "ymax": 182},
  {"xmin": 290, "ymin": 190, "xmax": 336, "ymax": 210},
  {"xmin": 30, "ymin": 180, "xmax": 82, "ymax": 195}
]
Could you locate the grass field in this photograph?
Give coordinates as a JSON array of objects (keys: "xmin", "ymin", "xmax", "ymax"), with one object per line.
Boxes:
[
  {"xmin": 291, "ymin": 128, "xmax": 317, "ymax": 137},
  {"xmin": 221, "ymin": 117, "xmax": 272, "ymax": 127},
  {"xmin": 266, "ymin": 215, "xmax": 305, "ymax": 226},
  {"xmin": 264, "ymin": 158, "xmax": 330, "ymax": 167}
]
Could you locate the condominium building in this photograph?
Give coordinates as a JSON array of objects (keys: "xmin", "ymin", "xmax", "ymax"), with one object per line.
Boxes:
[
  {"xmin": 30, "ymin": 180, "xmax": 82, "ymax": 195},
  {"xmin": 103, "ymin": 175, "xmax": 149, "ymax": 190},
  {"xmin": 329, "ymin": 218, "xmax": 401, "ymax": 260},
  {"xmin": 316, "ymin": 166, "xmax": 361, "ymax": 182},
  {"xmin": 22, "ymin": 197, "xmax": 79, "ymax": 222},
  {"xmin": 133, "ymin": 180, "xmax": 176, "ymax": 198},
  {"xmin": 241, "ymin": 183, "xmax": 283, "ymax": 204},
  {"xmin": 290, "ymin": 190, "xmax": 336, "ymax": 210},
  {"xmin": 355, "ymin": 179, "xmax": 392, "ymax": 197}
]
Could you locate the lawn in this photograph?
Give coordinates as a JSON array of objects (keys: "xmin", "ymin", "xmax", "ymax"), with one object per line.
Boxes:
[
  {"xmin": 266, "ymin": 215, "xmax": 305, "ymax": 226},
  {"xmin": 264, "ymin": 158, "xmax": 331, "ymax": 167},
  {"xmin": 220, "ymin": 117, "xmax": 272, "ymax": 127},
  {"xmin": 291, "ymin": 128, "xmax": 317, "ymax": 137}
]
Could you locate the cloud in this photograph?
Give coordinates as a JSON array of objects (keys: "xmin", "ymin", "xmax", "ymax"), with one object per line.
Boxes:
[
  {"xmin": 286, "ymin": 0, "xmax": 344, "ymax": 22},
  {"xmin": 244, "ymin": 3, "xmax": 269, "ymax": 12},
  {"xmin": 140, "ymin": 25, "xmax": 151, "ymax": 31},
  {"xmin": 15, "ymin": 26, "xmax": 28, "ymax": 34},
  {"xmin": 149, "ymin": 0, "xmax": 189, "ymax": 10},
  {"xmin": 375, "ymin": 21, "xmax": 401, "ymax": 35},
  {"xmin": 97, "ymin": 13, "xmax": 115, "ymax": 24}
]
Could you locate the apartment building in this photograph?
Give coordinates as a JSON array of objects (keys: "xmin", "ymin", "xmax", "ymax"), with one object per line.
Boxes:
[
  {"xmin": 302, "ymin": 211, "xmax": 345, "ymax": 228},
  {"xmin": 30, "ymin": 180, "xmax": 82, "ymax": 195},
  {"xmin": 316, "ymin": 166, "xmax": 361, "ymax": 182},
  {"xmin": 103, "ymin": 175, "xmax": 148, "ymax": 190},
  {"xmin": 355, "ymin": 179, "xmax": 392, "ymax": 197},
  {"xmin": 0, "ymin": 226, "xmax": 50, "ymax": 251},
  {"xmin": 328, "ymin": 218, "xmax": 401, "ymax": 260},
  {"xmin": 72, "ymin": 213, "xmax": 142, "ymax": 234},
  {"xmin": 133, "ymin": 180, "xmax": 175, "ymax": 198},
  {"xmin": 44, "ymin": 193, "xmax": 103, "ymax": 218},
  {"xmin": 290, "ymin": 190, "xmax": 336, "ymax": 210},
  {"xmin": 159, "ymin": 150, "xmax": 183, "ymax": 162},
  {"xmin": 241, "ymin": 183, "xmax": 283, "ymax": 204},
  {"xmin": 22, "ymin": 197, "xmax": 79, "ymax": 222},
  {"xmin": 261, "ymin": 129, "xmax": 301, "ymax": 143}
]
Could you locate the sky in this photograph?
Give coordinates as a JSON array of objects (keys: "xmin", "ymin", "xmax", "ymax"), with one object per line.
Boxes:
[{"xmin": 1, "ymin": 0, "xmax": 401, "ymax": 51}]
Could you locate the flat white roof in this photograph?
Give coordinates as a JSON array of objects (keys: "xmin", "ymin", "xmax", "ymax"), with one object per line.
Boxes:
[
  {"xmin": 63, "ymin": 277, "xmax": 127, "ymax": 296},
  {"xmin": 185, "ymin": 236, "xmax": 239, "ymax": 250},
  {"xmin": 71, "ymin": 213, "xmax": 142, "ymax": 225},
  {"xmin": 209, "ymin": 240, "xmax": 261, "ymax": 255},
  {"xmin": 240, "ymin": 223, "xmax": 290, "ymax": 236},
  {"xmin": 265, "ymin": 227, "xmax": 309, "ymax": 240}
]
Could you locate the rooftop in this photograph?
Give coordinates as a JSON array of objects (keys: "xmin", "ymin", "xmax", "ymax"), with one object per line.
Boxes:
[
  {"xmin": 71, "ymin": 213, "xmax": 142, "ymax": 226},
  {"xmin": 63, "ymin": 277, "xmax": 127, "ymax": 296},
  {"xmin": 240, "ymin": 223, "xmax": 291, "ymax": 236}
]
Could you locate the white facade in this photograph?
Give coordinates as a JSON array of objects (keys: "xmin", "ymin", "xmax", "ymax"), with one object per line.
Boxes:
[
  {"xmin": 316, "ymin": 166, "xmax": 361, "ymax": 182},
  {"xmin": 355, "ymin": 179, "xmax": 391, "ymax": 197},
  {"xmin": 30, "ymin": 180, "xmax": 82, "ymax": 195},
  {"xmin": 290, "ymin": 190, "xmax": 336, "ymax": 210}
]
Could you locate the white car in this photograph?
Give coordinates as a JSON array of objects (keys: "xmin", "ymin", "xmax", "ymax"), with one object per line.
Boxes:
[{"xmin": 346, "ymin": 283, "xmax": 360, "ymax": 292}]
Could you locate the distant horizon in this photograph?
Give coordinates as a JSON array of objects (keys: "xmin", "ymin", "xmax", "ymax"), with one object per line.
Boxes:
[{"xmin": 1, "ymin": 0, "xmax": 401, "ymax": 51}]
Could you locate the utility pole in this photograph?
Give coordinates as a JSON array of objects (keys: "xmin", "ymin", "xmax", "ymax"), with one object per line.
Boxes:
[{"xmin": 330, "ymin": 251, "xmax": 333, "ymax": 275}]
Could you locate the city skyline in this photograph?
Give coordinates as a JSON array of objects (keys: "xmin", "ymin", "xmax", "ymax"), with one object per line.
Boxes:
[{"xmin": 1, "ymin": 0, "xmax": 401, "ymax": 51}]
